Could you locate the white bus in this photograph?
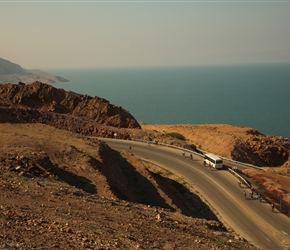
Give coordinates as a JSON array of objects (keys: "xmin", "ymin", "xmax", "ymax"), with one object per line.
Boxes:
[{"xmin": 203, "ymin": 153, "xmax": 223, "ymax": 169}]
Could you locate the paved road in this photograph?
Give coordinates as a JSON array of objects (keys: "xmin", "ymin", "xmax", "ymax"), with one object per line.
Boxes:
[{"xmin": 100, "ymin": 138, "xmax": 290, "ymax": 250}]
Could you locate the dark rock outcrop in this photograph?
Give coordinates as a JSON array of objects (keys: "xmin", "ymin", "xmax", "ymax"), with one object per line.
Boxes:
[
  {"xmin": 0, "ymin": 81, "xmax": 141, "ymax": 132},
  {"xmin": 231, "ymin": 135, "xmax": 290, "ymax": 167}
]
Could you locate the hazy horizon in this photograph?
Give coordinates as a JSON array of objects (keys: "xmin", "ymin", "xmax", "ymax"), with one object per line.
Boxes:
[
  {"xmin": 40, "ymin": 61, "xmax": 290, "ymax": 72},
  {"xmin": 1, "ymin": 1, "xmax": 290, "ymax": 69}
]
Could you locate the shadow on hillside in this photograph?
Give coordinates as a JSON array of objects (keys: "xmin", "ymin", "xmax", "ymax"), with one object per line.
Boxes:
[
  {"xmin": 51, "ymin": 165, "xmax": 97, "ymax": 194},
  {"xmin": 98, "ymin": 146, "xmax": 223, "ymax": 224},
  {"xmin": 35, "ymin": 154, "xmax": 96, "ymax": 194},
  {"xmin": 99, "ymin": 148, "xmax": 172, "ymax": 209},
  {"xmin": 149, "ymin": 171, "xmax": 221, "ymax": 221}
]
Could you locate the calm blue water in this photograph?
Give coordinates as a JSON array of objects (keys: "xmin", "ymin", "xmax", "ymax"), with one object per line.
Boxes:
[{"xmin": 47, "ymin": 63, "xmax": 290, "ymax": 139}]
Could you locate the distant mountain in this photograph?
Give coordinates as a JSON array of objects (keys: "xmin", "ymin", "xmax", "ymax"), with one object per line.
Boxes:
[
  {"xmin": 0, "ymin": 58, "xmax": 69, "ymax": 84},
  {"xmin": 0, "ymin": 58, "xmax": 26, "ymax": 75}
]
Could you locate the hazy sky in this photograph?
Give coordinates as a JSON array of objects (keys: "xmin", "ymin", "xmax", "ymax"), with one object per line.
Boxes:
[{"xmin": 1, "ymin": 0, "xmax": 290, "ymax": 69}]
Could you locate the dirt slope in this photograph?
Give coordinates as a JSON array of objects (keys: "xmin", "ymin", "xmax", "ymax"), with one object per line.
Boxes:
[
  {"xmin": 0, "ymin": 81, "xmax": 289, "ymax": 249},
  {"xmin": 0, "ymin": 123, "xmax": 256, "ymax": 249},
  {"xmin": 141, "ymin": 123, "xmax": 290, "ymax": 167},
  {"xmin": 141, "ymin": 123, "xmax": 290, "ymax": 215}
]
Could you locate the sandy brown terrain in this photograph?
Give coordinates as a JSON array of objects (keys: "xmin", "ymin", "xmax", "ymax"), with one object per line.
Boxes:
[
  {"xmin": 141, "ymin": 123, "xmax": 290, "ymax": 215},
  {"xmin": 1, "ymin": 82, "xmax": 290, "ymax": 249},
  {"xmin": 0, "ymin": 123, "xmax": 257, "ymax": 250},
  {"xmin": 140, "ymin": 123, "xmax": 290, "ymax": 167},
  {"xmin": 243, "ymin": 168, "xmax": 290, "ymax": 213}
]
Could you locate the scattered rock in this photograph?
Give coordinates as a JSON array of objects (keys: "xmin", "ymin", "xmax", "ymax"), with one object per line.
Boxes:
[{"xmin": 0, "ymin": 123, "xmax": 256, "ymax": 250}]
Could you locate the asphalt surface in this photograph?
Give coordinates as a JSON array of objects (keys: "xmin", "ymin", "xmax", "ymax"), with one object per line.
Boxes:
[{"xmin": 100, "ymin": 138, "xmax": 290, "ymax": 250}]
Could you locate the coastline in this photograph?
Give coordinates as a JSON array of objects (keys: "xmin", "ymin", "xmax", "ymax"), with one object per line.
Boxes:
[{"xmin": 49, "ymin": 64, "xmax": 290, "ymax": 139}]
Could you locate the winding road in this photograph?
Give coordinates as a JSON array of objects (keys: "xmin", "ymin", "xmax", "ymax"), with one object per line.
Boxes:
[{"xmin": 100, "ymin": 138, "xmax": 290, "ymax": 250}]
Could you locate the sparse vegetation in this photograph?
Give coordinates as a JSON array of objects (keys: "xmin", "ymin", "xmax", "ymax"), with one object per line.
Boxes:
[
  {"xmin": 0, "ymin": 212, "xmax": 10, "ymax": 220},
  {"xmin": 166, "ymin": 132, "xmax": 186, "ymax": 140}
]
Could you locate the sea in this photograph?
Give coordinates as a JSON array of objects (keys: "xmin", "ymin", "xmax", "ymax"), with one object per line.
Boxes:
[{"xmin": 47, "ymin": 63, "xmax": 290, "ymax": 139}]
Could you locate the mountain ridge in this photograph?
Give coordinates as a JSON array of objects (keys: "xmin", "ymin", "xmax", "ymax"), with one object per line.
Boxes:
[
  {"xmin": 0, "ymin": 58, "xmax": 69, "ymax": 84},
  {"xmin": 0, "ymin": 81, "xmax": 140, "ymax": 129}
]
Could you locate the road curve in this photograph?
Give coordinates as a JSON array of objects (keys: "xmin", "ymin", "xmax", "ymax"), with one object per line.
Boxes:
[{"xmin": 100, "ymin": 138, "xmax": 290, "ymax": 250}]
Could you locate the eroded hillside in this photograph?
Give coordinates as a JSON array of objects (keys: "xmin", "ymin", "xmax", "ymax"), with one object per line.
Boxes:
[
  {"xmin": 0, "ymin": 123, "xmax": 256, "ymax": 249},
  {"xmin": 0, "ymin": 81, "xmax": 289, "ymax": 249},
  {"xmin": 0, "ymin": 81, "xmax": 140, "ymax": 129},
  {"xmin": 141, "ymin": 123, "xmax": 290, "ymax": 168},
  {"xmin": 1, "ymin": 82, "xmax": 289, "ymax": 169}
]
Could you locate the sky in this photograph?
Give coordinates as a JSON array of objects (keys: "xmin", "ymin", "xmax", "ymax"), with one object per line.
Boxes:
[{"xmin": 1, "ymin": 0, "xmax": 290, "ymax": 69}]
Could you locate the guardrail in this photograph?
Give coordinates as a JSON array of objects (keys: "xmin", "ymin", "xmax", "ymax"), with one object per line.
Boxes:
[
  {"xmin": 131, "ymin": 137, "xmax": 261, "ymax": 170},
  {"xmin": 131, "ymin": 138, "xmax": 204, "ymax": 156},
  {"xmin": 129, "ymin": 137, "xmax": 290, "ymax": 215},
  {"xmin": 228, "ymin": 167, "xmax": 252, "ymax": 188},
  {"xmin": 130, "ymin": 137, "xmax": 260, "ymax": 188}
]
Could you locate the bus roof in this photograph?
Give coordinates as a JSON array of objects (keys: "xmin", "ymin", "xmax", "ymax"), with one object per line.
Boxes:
[{"xmin": 204, "ymin": 153, "xmax": 222, "ymax": 161}]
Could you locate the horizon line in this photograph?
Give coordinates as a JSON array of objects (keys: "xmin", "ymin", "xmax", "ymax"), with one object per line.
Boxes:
[
  {"xmin": 42, "ymin": 62, "xmax": 290, "ymax": 70},
  {"xmin": 1, "ymin": 0, "xmax": 290, "ymax": 3}
]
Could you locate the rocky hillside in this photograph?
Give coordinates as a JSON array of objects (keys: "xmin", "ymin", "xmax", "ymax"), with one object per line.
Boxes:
[
  {"xmin": 0, "ymin": 80, "xmax": 289, "ymax": 249},
  {"xmin": 0, "ymin": 81, "xmax": 289, "ymax": 168},
  {"xmin": 0, "ymin": 81, "xmax": 140, "ymax": 129},
  {"xmin": 141, "ymin": 124, "xmax": 290, "ymax": 168},
  {"xmin": 0, "ymin": 123, "xmax": 256, "ymax": 249},
  {"xmin": 0, "ymin": 58, "xmax": 68, "ymax": 84}
]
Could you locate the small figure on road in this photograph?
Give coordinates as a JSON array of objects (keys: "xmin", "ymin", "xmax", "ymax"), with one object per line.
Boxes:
[
  {"xmin": 250, "ymin": 190, "xmax": 254, "ymax": 199},
  {"xmin": 190, "ymin": 153, "xmax": 193, "ymax": 160},
  {"xmin": 182, "ymin": 151, "xmax": 185, "ymax": 157},
  {"xmin": 243, "ymin": 191, "xmax": 246, "ymax": 198},
  {"xmin": 271, "ymin": 203, "xmax": 275, "ymax": 212}
]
